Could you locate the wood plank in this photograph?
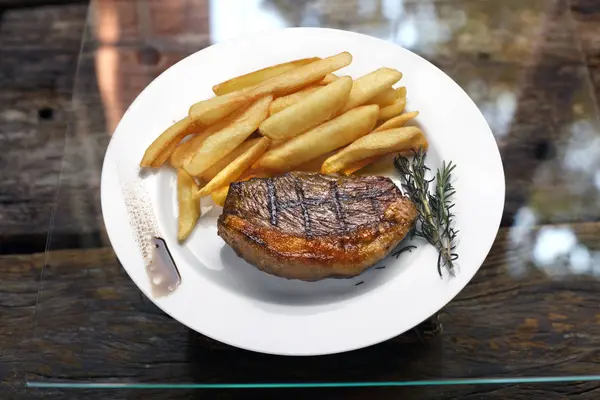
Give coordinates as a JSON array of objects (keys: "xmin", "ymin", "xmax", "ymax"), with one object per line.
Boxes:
[
  {"xmin": 0, "ymin": 3, "xmax": 87, "ymax": 50},
  {"xmin": 10, "ymin": 384, "xmax": 600, "ymax": 400},
  {"xmin": 0, "ymin": 4, "xmax": 88, "ymax": 253},
  {"xmin": 0, "ymin": 222, "xmax": 598, "ymax": 394},
  {"xmin": 0, "ymin": 0, "xmax": 86, "ymax": 8}
]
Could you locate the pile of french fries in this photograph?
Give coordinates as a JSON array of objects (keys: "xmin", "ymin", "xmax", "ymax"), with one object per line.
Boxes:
[{"xmin": 139, "ymin": 52, "xmax": 428, "ymax": 241}]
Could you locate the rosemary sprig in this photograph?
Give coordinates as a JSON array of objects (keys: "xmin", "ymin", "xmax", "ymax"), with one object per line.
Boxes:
[{"xmin": 394, "ymin": 148, "xmax": 459, "ymax": 276}]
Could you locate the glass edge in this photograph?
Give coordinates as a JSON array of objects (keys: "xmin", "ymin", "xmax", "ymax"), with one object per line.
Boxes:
[{"xmin": 26, "ymin": 376, "xmax": 600, "ymax": 389}]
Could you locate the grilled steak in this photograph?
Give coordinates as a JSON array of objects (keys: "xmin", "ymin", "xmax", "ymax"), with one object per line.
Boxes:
[{"xmin": 217, "ymin": 172, "xmax": 417, "ymax": 281}]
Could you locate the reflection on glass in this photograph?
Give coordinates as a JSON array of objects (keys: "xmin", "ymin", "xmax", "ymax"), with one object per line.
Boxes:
[
  {"xmin": 533, "ymin": 226, "xmax": 577, "ymax": 269},
  {"xmin": 466, "ymin": 80, "xmax": 517, "ymax": 138},
  {"xmin": 508, "ymin": 206, "xmax": 536, "ymax": 278},
  {"xmin": 595, "ymin": 170, "xmax": 600, "ymax": 191},
  {"xmin": 564, "ymin": 120, "xmax": 600, "ymax": 174},
  {"xmin": 509, "ymin": 207, "xmax": 600, "ymax": 279},
  {"xmin": 526, "ymin": 225, "xmax": 599, "ymax": 278},
  {"xmin": 569, "ymin": 244, "xmax": 592, "ymax": 275},
  {"xmin": 210, "ymin": 0, "xmax": 287, "ymax": 43}
]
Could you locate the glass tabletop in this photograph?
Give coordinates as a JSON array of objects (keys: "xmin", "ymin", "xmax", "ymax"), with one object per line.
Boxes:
[{"xmin": 29, "ymin": 0, "xmax": 600, "ymax": 392}]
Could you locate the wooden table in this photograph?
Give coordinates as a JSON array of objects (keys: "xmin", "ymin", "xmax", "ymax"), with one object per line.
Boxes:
[{"xmin": 2, "ymin": 0, "xmax": 600, "ymax": 398}]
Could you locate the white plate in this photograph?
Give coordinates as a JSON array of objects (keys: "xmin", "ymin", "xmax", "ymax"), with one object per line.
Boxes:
[{"xmin": 101, "ymin": 28, "xmax": 504, "ymax": 356}]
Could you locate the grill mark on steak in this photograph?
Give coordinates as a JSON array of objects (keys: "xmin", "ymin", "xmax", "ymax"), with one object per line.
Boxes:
[
  {"xmin": 270, "ymin": 187, "xmax": 394, "ymax": 211},
  {"xmin": 266, "ymin": 179, "xmax": 278, "ymax": 226},
  {"xmin": 278, "ymin": 199, "xmax": 318, "ymax": 209},
  {"xmin": 273, "ymin": 191, "xmax": 392, "ymax": 210},
  {"xmin": 370, "ymin": 197, "xmax": 380, "ymax": 221},
  {"xmin": 331, "ymin": 181, "xmax": 347, "ymax": 232},
  {"xmin": 223, "ymin": 172, "xmax": 411, "ymax": 237},
  {"xmin": 294, "ymin": 177, "xmax": 312, "ymax": 237}
]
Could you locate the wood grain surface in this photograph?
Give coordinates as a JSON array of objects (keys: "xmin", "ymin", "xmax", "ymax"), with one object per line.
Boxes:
[{"xmin": 2, "ymin": 0, "xmax": 600, "ymax": 398}]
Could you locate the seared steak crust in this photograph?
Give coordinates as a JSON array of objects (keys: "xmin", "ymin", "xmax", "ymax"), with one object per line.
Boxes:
[{"xmin": 218, "ymin": 172, "xmax": 417, "ymax": 281}]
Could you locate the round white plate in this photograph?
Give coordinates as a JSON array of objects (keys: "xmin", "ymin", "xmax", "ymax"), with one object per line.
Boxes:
[{"xmin": 101, "ymin": 28, "xmax": 504, "ymax": 356}]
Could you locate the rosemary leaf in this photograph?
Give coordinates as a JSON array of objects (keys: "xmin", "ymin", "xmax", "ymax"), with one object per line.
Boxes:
[{"xmin": 394, "ymin": 148, "xmax": 459, "ymax": 276}]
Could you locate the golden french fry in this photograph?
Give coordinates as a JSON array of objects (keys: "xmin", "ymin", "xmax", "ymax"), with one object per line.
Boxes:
[
  {"xmin": 339, "ymin": 68, "xmax": 402, "ymax": 113},
  {"xmin": 268, "ymin": 139, "xmax": 287, "ymax": 150},
  {"xmin": 396, "ymin": 86, "xmax": 407, "ymax": 98},
  {"xmin": 199, "ymin": 138, "xmax": 262, "ymax": 181},
  {"xmin": 211, "ymin": 186, "xmax": 230, "ymax": 207},
  {"xmin": 171, "ymin": 132, "xmax": 212, "ymax": 168},
  {"xmin": 321, "ymin": 126, "xmax": 427, "ymax": 174},
  {"xmin": 295, "ymin": 150, "xmax": 339, "ymax": 172},
  {"xmin": 268, "ymin": 86, "xmax": 321, "ymax": 116},
  {"xmin": 170, "ymin": 111, "xmax": 243, "ymax": 168},
  {"xmin": 212, "ymin": 57, "xmax": 320, "ymax": 95},
  {"xmin": 319, "ymin": 73, "xmax": 339, "ymax": 85},
  {"xmin": 195, "ymin": 137, "xmax": 270, "ymax": 197},
  {"xmin": 378, "ymin": 89, "xmax": 407, "ymax": 121},
  {"xmin": 255, "ymin": 105, "xmax": 379, "ymax": 172},
  {"xmin": 340, "ymin": 111, "xmax": 419, "ymax": 174},
  {"xmin": 249, "ymin": 52, "xmax": 352, "ymax": 98},
  {"xmin": 367, "ymin": 87, "xmax": 398, "ymax": 107},
  {"xmin": 170, "ymin": 138, "xmax": 196, "ymax": 168},
  {"xmin": 177, "ymin": 169, "xmax": 200, "ymax": 241},
  {"xmin": 153, "ymin": 136, "xmax": 188, "ymax": 167},
  {"xmin": 184, "ymin": 96, "xmax": 272, "ymax": 176},
  {"xmin": 374, "ymin": 111, "xmax": 419, "ymax": 132},
  {"xmin": 259, "ymin": 76, "xmax": 352, "ymax": 140},
  {"xmin": 342, "ymin": 155, "xmax": 382, "ymax": 175},
  {"xmin": 188, "ymin": 89, "xmax": 252, "ymax": 126},
  {"xmin": 140, "ymin": 117, "xmax": 198, "ymax": 167},
  {"xmin": 190, "ymin": 53, "xmax": 351, "ymax": 126}
]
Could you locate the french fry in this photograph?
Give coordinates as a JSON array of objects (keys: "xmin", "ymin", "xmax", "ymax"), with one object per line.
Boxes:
[
  {"xmin": 170, "ymin": 110, "xmax": 244, "ymax": 168},
  {"xmin": 374, "ymin": 111, "xmax": 419, "ymax": 132},
  {"xmin": 339, "ymin": 68, "xmax": 402, "ymax": 114},
  {"xmin": 259, "ymin": 76, "xmax": 352, "ymax": 140},
  {"xmin": 177, "ymin": 169, "xmax": 200, "ymax": 241},
  {"xmin": 268, "ymin": 139, "xmax": 287, "ymax": 150},
  {"xmin": 268, "ymin": 86, "xmax": 321, "ymax": 116},
  {"xmin": 342, "ymin": 155, "xmax": 381, "ymax": 175},
  {"xmin": 212, "ymin": 57, "xmax": 320, "ymax": 95},
  {"xmin": 378, "ymin": 87, "xmax": 407, "ymax": 121},
  {"xmin": 189, "ymin": 53, "xmax": 351, "ymax": 126},
  {"xmin": 341, "ymin": 111, "xmax": 420, "ymax": 175},
  {"xmin": 199, "ymin": 138, "xmax": 262, "ymax": 181},
  {"xmin": 367, "ymin": 87, "xmax": 398, "ymax": 107},
  {"xmin": 396, "ymin": 86, "xmax": 407, "ymax": 98},
  {"xmin": 153, "ymin": 136, "xmax": 188, "ymax": 167},
  {"xmin": 195, "ymin": 137, "xmax": 270, "ymax": 197},
  {"xmin": 184, "ymin": 96, "xmax": 272, "ymax": 176},
  {"xmin": 188, "ymin": 89, "xmax": 252, "ymax": 126},
  {"xmin": 255, "ymin": 105, "xmax": 379, "ymax": 172},
  {"xmin": 211, "ymin": 186, "xmax": 230, "ymax": 207},
  {"xmin": 140, "ymin": 116, "xmax": 198, "ymax": 167},
  {"xmin": 321, "ymin": 126, "xmax": 427, "ymax": 174},
  {"xmin": 248, "ymin": 52, "xmax": 352, "ymax": 98},
  {"xmin": 319, "ymin": 73, "xmax": 339, "ymax": 85},
  {"xmin": 170, "ymin": 137, "xmax": 196, "ymax": 168},
  {"xmin": 295, "ymin": 150, "xmax": 339, "ymax": 172}
]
